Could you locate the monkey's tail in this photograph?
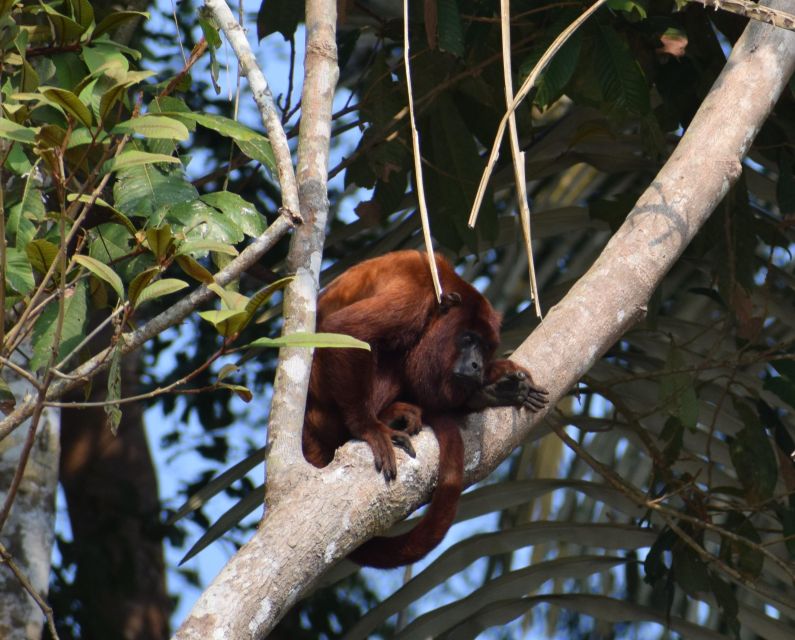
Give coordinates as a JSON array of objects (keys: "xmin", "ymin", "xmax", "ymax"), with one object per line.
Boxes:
[{"xmin": 349, "ymin": 414, "xmax": 464, "ymax": 569}]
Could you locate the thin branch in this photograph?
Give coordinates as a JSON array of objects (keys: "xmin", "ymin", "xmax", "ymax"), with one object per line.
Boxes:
[
  {"xmin": 500, "ymin": 0, "xmax": 542, "ymax": 317},
  {"xmin": 403, "ymin": 0, "xmax": 442, "ymax": 302},
  {"xmin": 204, "ymin": 0, "xmax": 301, "ymax": 221},
  {"xmin": 693, "ymin": 0, "xmax": 795, "ymax": 30},
  {"xmin": 468, "ymin": 0, "xmax": 608, "ymax": 227}
]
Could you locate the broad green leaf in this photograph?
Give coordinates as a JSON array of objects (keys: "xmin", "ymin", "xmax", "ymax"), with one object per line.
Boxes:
[
  {"xmin": 93, "ymin": 11, "xmax": 149, "ymax": 38},
  {"xmin": 66, "ymin": 0, "xmax": 94, "ymax": 29},
  {"xmin": 39, "ymin": 4, "xmax": 85, "ymax": 43},
  {"xmin": 166, "ymin": 198, "xmax": 244, "ymax": 244},
  {"xmin": 436, "ymin": 0, "xmax": 464, "ymax": 57},
  {"xmin": 0, "ymin": 118, "xmax": 36, "ymax": 143},
  {"xmin": 113, "ymin": 161, "xmax": 198, "ymax": 219},
  {"xmin": 26, "ymin": 239, "xmax": 60, "ymax": 274},
  {"xmin": 660, "ymin": 344, "xmax": 698, "ymax": 429},
  {"xmin": 200, "ymin": 191, "xmax": 265, "ymax": 237},
  {"xmin": 234, "ymin": 139, "xmax": 276, "ymax": 173},
  {"xmin": 41, "ymin": 87, "xmax": 93, "ymax": 128},
  {"xmin": 109, "ymin": 150, "xmax": 181, "ymax": 172},
  {"xmin": 4, "ymin": 248, "xmax": 34, "ymax": 294},
  {"xmin": 175, "ymin": 254, "xmax": 214, "ymax": 284},
  {"xmin": 128, "ymin": 267, "xmax": 158, "ymax": 306},
  {"xmin": 177, "ymin": 240, "xmax": 239, "ymax": 257},
  {"xmin": 31, "ymin": 281, "xmax": 88, "ymax": 370},
  {"xmin": 207, "ymin": 283, "xmax": 249, "ymax": 311},
  {"xmin": 145, "ymin": 225, "xmax": 174, "ymax": 260},
  {"xmin": 74, "ymin": 254, "xmax": 124, "ymax": 300},
  {"xmin": 391, "ymin": 557, "xmax": 627, "ymax": 640},
  {"xmin": 218, "ymin": 383, "xmax": 252, "ymax": 402},
  {"xmin": 69, "ymin": 194, "xmax": 136, "ymax": 235},
  {"xmin": 256, "ymin": 0, "xmax": 303, "ymax": 40},
  {"xmin": 133, "ymin": 278, "xmax": 188, "ymax": 308},
  {"xmin": 593, "ymin": 23, "xmax": 650, "ymax": 115},
  {"xmin": 114, "ymin": 115, "xmax": 190, "ymax": 141},
  {"xmin": 247, "ymin": 332, "xmax": 370, "ymax": 350},
  {"xmin": 730, "ymin": 400, "xmax": 777, "ymax": 502},
  {"xmin": 247, "ymin": 276, "xmax": 293, "ymax": 319},
  {"xmin": 199, "ymin": 309, "xmax": 248, "ymax": 337}
]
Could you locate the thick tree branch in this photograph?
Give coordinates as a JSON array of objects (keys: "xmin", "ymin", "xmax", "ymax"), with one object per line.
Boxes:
[
  {"xmin": 174, "ymin": 1, "xmax": 795, "ymax": 637},
  {"xmin": 265, "ymin": 1, "xmax": 338, "ymax": 493}
]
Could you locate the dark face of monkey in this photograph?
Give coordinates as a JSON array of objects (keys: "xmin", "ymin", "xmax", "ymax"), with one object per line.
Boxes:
[{"xmin": 452, "ymin": 332, "xmax": 485, "ymax": 389}]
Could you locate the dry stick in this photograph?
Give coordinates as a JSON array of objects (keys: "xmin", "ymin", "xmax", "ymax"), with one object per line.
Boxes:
[
  {"xmin": 403, "ymin": 0, "xmax": 442, "ymax": 302},
  {"xmin": 468, "ymin": 0, "xmax": 608, "ymax": 227},
  {"xmin": 500, "ymin": 0, "xmax": 542, "ymax": 318}
]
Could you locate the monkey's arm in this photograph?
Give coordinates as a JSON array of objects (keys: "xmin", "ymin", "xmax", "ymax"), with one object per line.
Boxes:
[{"xmin": 465, "ymin": 360, "xmax": 548, "ymax": 412}]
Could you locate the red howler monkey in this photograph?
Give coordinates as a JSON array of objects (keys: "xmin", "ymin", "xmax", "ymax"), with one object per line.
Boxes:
[{"xmin": 302, "ymin": 250, "xmax": 548, "ymax": 568}]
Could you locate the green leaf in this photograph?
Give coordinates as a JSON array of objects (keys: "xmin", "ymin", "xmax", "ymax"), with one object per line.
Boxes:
[
  {"xmin": 175, "ymin": 254, "xmax": 214, "ymax": 284},
  {"xmin": 113, "ymin": 161, "xmax": 198, "ymax": 219},
  {"xmin": 166, "ymin": 198, "xmax": 244, "ymax": 244},
  {"xmin": 105, "ymin": 339, "xmax": 123, "ymax": 435},
  {"xmin": 593, "ymin": 23, "xmax": 650, "ymax": 115},
  {"xmin": 0, "ymin": 118, "xmax": 37, "ymax": 143},
  {"xmin": 256, "ymin": 0, "xmax": 303, "ymax": 40},
  {"xmin": 41, "ymin": 87, "xmax": 94, "ymax": 128},
  {"xmin": 246, "ymin": 332, "xmax": 370, "ymax": 350},
  {"xmin": 108, "ymin": 150, "xmax": 181, "ymax": 172},
  {"xmin": 219, "ymin": 383, "xmax": 253, "ymax": 402},
  {"xmin": 4, "ymin": 248, "xmax": 35, "ymax": 294},
  {"xmin": 177, "ymin": 240, "xmax": 239, "ymax": 257},
  {"xmin": 729, "ymin": 400, "xmax": 778, "ymax": 502},
  {"xmin": 234, "ymin": 138, "xmax": 277, "ymax": 174},
  {"xmin": 114, "ymin": 115, "xmax": 190, "ymax": 141},
  {"xmin": 93, "ymin": 11, "xmax": 149, "ymax": 39},
  {"xmin": 66, "ymin": 0, "xmax": 94, "ymax": 30},
  {"xmin": 26, "ymin": 239, "xmax": 60, "ymax": 274},
  {"xmin": 174, "ymin": 113, "xmax": 276, "ymax": 174},
  {"xmin": 200, "ymin": 191, "xmax": 265, "ymax": 238},
  {"xmin": 659, "ymin": 344, "xmax": 698, "ymax": 429},
  {"xmin": 133, "ymin": 278, "xmax": 188, "ymax": 308},
  {"xmin": 74, "ymin": 254, "xmax": 124, "ymax": 300},
  {"xmin": 128, "ymin": 267, "xmax": 159, "ymax": 307},
  {"xmin": 68, "ymin": 194, "xmax": 137, "ymax": 235},
  {"xmin": 39, "ymin": 4, "xmax": 85, "ymax": 43},
  {"xmin": 436, "ymin": 0, "xmax": 464, "ymax": 57},
  {"xmin": 31, "ymin": 281, "xmax": 88, "ymax": 370},
  {"xmin": 145, "ymin": 225, "xmax": 174, "ymax": 260},
  {"xmin": 199, "ymin": 309, "xmax": 248, "ymax": 337}
]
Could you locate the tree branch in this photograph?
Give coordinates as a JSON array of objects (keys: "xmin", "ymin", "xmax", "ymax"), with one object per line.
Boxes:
[
  {"xmin": 265, "ymin": 0, "xmax": 338, "ymax": 494},
  {"xmin": 173, "ymin": 1, "xmax": 795, "ymax": 637}
]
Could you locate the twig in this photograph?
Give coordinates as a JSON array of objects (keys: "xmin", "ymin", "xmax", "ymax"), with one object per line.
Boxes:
[
  {"xmin": 499, "ymin": 0, "xmax": 542, "ymax": 318},
  {"xmin": 403, "ymin": 0, "xmax": 442, "ymax": 302},
  {"xmin": 204, "ymin": 0, "xmax": 301, "ymax": 221},
  {"xmin": 468, "ymin": 0, "xmax": 608, "ymax": 227}
]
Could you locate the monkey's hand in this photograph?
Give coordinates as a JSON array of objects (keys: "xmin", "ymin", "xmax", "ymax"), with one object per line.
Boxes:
[{"xmin": 466, "ymin": 361, "xmax": 548, "ymax": 413}]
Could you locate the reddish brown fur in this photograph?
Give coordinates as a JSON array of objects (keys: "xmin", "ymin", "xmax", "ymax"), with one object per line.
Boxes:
[{"xmin": 302, "ymin": 250, "xmax": 546, "ymax": 568}]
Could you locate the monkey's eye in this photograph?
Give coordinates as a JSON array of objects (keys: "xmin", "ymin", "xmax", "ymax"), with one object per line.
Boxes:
[{"xmin": 459, "ymin": 332, "xmax": 480, "ymax": 347}]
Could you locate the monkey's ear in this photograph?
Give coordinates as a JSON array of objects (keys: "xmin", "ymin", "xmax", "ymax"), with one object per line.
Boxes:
[{"xmin": 440, "ymin": 292, "xmax": 462, "ymax": 313}]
